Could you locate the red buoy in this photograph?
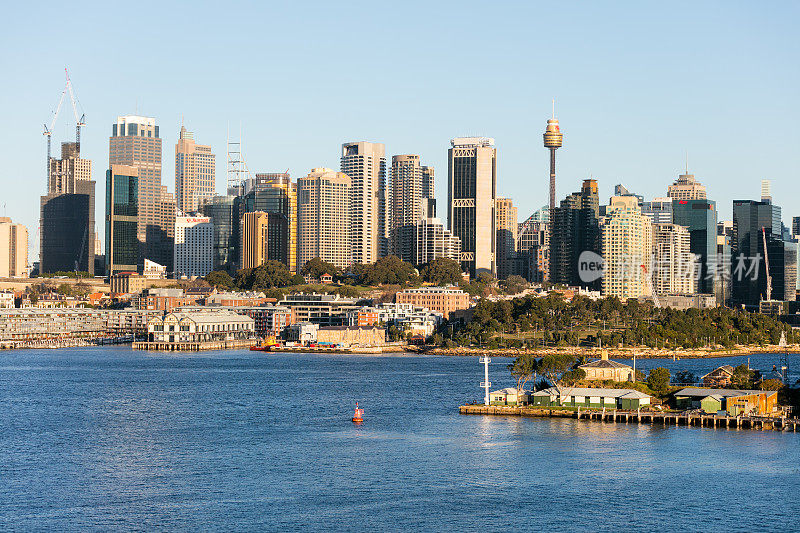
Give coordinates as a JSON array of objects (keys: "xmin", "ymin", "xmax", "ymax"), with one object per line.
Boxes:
[{"xmin": 352, "ymin": 402, "xmax": 364, "ymax": 423}]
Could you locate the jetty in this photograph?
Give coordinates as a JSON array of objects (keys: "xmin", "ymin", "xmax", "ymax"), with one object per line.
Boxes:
[
  {"xmin": 132, "ymin": 339, "xmax": 257, "ymax": 351},
  {"xmin": 459, "ymin": 405, "xmax": 800, "ymax": 432}
]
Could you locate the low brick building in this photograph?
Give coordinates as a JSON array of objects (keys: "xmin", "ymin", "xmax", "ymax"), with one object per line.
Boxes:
[{"xmin": 395, "ymin": 286, "xmax": 469, "ymax": 319}]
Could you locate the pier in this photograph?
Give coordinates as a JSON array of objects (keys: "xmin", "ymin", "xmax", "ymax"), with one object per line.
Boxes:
[
  {"xmin": 132, "ymin": 339, "xmax": 258, "ymax": 351},
  {"xmin": 459, "ymin": 405, "xmax": 800, "ymax": 432}
]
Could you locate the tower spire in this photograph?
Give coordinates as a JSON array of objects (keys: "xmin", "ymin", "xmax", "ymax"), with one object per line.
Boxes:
[{"xmin": 543, "ymin": 102, "xmax": 563, "ymax": 212}]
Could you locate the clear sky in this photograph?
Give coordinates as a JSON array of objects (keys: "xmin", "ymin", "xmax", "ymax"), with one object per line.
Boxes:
[{"xmin": 1, "ymin": 1, "xmax": 798, "ymax": 260}]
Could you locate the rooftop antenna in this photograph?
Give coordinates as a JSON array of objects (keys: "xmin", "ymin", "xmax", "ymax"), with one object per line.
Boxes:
[
  {"xmin": 685, "ymin": 151, "xmax": 689, "ymax": 174},
  {"xmin": 552, "ymin": 98, "xmax": 555, "ymax": 119}
]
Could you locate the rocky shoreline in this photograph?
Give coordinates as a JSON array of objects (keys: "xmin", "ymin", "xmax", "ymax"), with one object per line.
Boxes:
[{"xmin": 413, "ymin": 344, "xmax": 800, "ymax": 359}]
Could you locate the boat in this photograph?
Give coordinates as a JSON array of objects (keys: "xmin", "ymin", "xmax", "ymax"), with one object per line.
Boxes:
[
  {"xmin": 352, "ymin": 402, "xmax": 364, "ymax": 423},
  {"xmin": 250, "ymin": 336, "xmax": 280, "ymax": 352}
]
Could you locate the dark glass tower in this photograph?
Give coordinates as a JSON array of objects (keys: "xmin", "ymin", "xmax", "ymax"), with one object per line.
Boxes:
[
  {"xmin": 105, "ymin": 165, "xmax": 139, "ymax": 276},
  {"xmin": 201, "ymin": 195, "xmax": 241, "ymax": 272},
  {"xmin": 549, "ymin": 179, "xmax": 601, "ymax": 290},
  {"xmin": 672, "ymin": 199, "xmax": 718, "ymax": 294}
]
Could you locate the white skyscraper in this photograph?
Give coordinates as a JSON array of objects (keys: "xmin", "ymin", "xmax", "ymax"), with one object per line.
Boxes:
[
  {"xmin": 174, "ymin": 215, "xmax": 213, "ymax": 278},
  {"xmin": 341, "ymin": 141, "xmax": 387, "ymax": 265}
]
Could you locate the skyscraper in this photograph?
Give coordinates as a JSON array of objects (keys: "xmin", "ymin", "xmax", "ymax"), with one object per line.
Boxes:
[
  {"xmin": 601, "ymin": 196, "xmax": 652, "ymax": 299},
  {"xmin": 673, "ymin": 198, "xmax": 717, "ymax": 294},
  {"xmin": 105, "ymin": 165, "xmax": 139, "ymax": 276},
  {"xmin": 410, "ymin": 198, "xmax": 461, "ymax": 265},
  {"xmin": 731, "ymin": 200, "xmax": 797, "ymax": 308},
  {"xmin": 174, "ymin": 215, "xmax": 213, "ymax": 278},
  {"xmin": 175, "ymin": 126, "xmax": 215, "ymax": 215},
  {"xmin": 242, "ymin": 172, "xmax": 297, "ymax": 271},
  {"xmin": 341, "ymin": 142, "xmax": 387, "ymax": 264},
  {"xmin": 549, "ymin": 179, "xmax": 601, "ymax": 289},
  {"xmin": 543, "ymin": 109, "xmax": 563, "ymax": 212},
  {"xmin": 448, "ymin": 137, "xmax": 497, "ymax": 278},
  {"xmin": 517, "ymin": 207, "xmax": 550, "ymax": 283},
  {"xmin": 390, "ymin": 155, "xmax": 434, "ymax": 261},
  {"xmin": 642, "ymin": 197, "xmax": 673, "ymax": 224},
  {"xmin": 297, "ymin": 168, "xmax": 351, "ymax": 271},
  {"xmin": 667, "ymin": 172, "xmax": 707, "ymax": 200},
  {"xmin": 240, "ymin": 211, "xmax": 285, "ymax": 270},
  {"xmin": 652, "ymin": 223, "xmax": 695, "ymax": 296},
  {"xmin": 495, "ymin": 197, "xmax": 518, "ymax": 279},
  {"xmin": 40, "ymin": 141, "xmax": 96, "ymax": 274},
  {"xmin": 200, "ymin": 195, "xmax": 240, "ymax": 272},
  {"xmin": 0, "ymin": 217, "xmax": 28, "ymax": 278},
  {"xmin": 110, "ymin": 115, "xmax": 173, "ymax": 268}
]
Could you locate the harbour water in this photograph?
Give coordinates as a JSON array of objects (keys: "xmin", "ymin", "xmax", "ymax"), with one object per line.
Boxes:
[{"xmin": 1, "ymin": 348, "xmax": 798, "ymax": 531}]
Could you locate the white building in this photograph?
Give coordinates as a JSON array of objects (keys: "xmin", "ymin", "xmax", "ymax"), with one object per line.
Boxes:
[
  {"xmin": 174, "ymin": 215, "xmax": 213, "ymax": 278},
  {"xmin": 147, "ymin": 310, "xmax": 254, "ymax": 343},
  {"xmin": 0, "ymin": 290, "xmax": 14, "ymax": 309}
]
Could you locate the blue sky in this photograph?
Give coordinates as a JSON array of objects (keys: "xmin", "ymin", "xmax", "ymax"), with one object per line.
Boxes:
[{"xmin": 1, "ymin": 1, "xmax": 798, "ymax": 260}]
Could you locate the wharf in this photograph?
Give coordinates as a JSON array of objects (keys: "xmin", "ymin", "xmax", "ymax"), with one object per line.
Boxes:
[
  {"xmin": 132, "ymin": 339, "xmax": 258, "ymax": 351},
  {"xmin": 459, "ymin": 405, "xmax": 800, "ymax": 432}
]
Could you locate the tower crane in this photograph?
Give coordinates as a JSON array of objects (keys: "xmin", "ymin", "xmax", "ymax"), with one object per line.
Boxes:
[{"xmin": 43, "ymin": 68, "xmax": 85, "ymax": 175}]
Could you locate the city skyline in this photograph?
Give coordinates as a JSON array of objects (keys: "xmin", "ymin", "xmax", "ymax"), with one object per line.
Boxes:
[{"xmin": 1, "ymin": 2, "xmax": 798, "ymax": 261}]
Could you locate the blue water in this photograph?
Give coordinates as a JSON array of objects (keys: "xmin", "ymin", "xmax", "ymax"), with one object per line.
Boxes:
[{"xmin": 1, "ymin": 348, "xmax": 798, "ymax": 531}]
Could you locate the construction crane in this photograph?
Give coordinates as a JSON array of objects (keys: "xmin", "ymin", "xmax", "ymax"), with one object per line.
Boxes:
[
  {"xmin": 762, "ymin": 226, "xmax": 772, "ymax": 302},
  {"xmin": 43, "ymin": 68, "xmax": 85, "ymax": 174}
]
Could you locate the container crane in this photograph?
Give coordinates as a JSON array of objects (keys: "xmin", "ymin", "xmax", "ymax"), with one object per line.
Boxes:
[{"xmin": 43, "ymin": 68, "xmax": 85, "ymax": 175}]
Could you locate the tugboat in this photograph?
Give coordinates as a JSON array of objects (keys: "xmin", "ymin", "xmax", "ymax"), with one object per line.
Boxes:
[
  {"xmin": 250, "ymin": 336, "xmax": 279, "ymax": 352},
  {"xmin": 352, "ymin": 402, "xmax": 364, "ymax": 424}
]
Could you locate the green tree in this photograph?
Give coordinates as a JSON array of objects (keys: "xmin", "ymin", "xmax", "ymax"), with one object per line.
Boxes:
[
  {"xmin": 501, "ymin": 275, "xmax": 528, "ymax": 295},
  {"xmin": 301, "ymin": 257, "xmax": 340, "ymax": 279},
  {"xmin": 356, "ymin": 256, "xmax": 418, "ymax": 286},
  {"xmin": 731, "ymin": 364, "xmax": 756, "ymax": 389},
  {"xmin": 508, "ymin": 354, "xmax": 538, "ymax": 398},
  {"xmin": 235, "ymin": 261, "xmax": 294, "ymax": 290},
  {"xmin": 205, "ymin": 270, "xmax": 234, "ymax": 289},
  {"xmin": 759, "ymin": 379, "xmax": 783, "ymax": 391},
  {"xmin": 561, "ymin": 368, "xmax": 587, "ymax": 386},
  {"xmin": 538, "ymin": 354, "xmax": 578, "ymax": 385},
  {"xmin": 647, "ymin": 367, "xmax": 671, "ymax": 392},
  {"xmin": 419, "ymin": 257, "xmax": 463, "ymax": 285},
  {"xmin": 673, "ymin": 371, "xmax": 696, "ymax": 385}
]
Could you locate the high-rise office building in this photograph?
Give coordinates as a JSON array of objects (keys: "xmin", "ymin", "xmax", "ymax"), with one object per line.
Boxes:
[
  {"xmin": 410, "ymin": 198, "xmax": 461, "ymax": 265},
  {"xmin": 175, "ymin": 126, "xmax": 215, "ymax": 215},
  {"xmin": 717, "ymin": 220, "xmax": 733, "ymax": 303},
  {"xmin": 40, "ymin": 142, "xmax": 96, "ymax": 274},
  {"xmin": 673, "ymin": 198, "xmax": 717, "ymax": 294},
  {"xmin": 652, "ymin": 223, "xmax": 694, "ymax": 296},
  {"xmin": 341, "ymin": 142, "xmax": 387, "ymax": 264},
  {"xmin": 201, "ymin": 195, "xmax": 241, "ymax": 272},
  {"xmin": 174, "ymin": 215, "xmax": 213, "ymax": 278},
  {"xmin": 105, "ymin": 165, "xmax": 139, "ymax": 276},
  {"xmin": 517, "ymin": 208, "xmax": 549, "ymax": 283},
  {"xmin": 667, "ymin": 172, "xmax": 707, "ymax": 200},
  {"xmin": 601, "ymin": 196, "xmax": 652, "ymax": 299},
  {"xmin": 390, "ymin": 155, "xmax": 434, "ymax": 261},
  {"xmin": 792, "ymin": 216, "xmax": 800, "ymax": 239},
  {"xmin": 0, "ymin": 217, "xmax": 28, "ymax": 278},
  {"xmin": 642, "ymin": 197, "xmax": 673, "ymax": 224},
  {"xmin": 543, "ymin": 111, "xmax": 563, "ymax": 212},
  {"xmin": 240, "ymin": 211, "xmax": 286, "ymax": 270},
  {"xmin": 241, "ymin": 173, "xmax": 297, "ymax": 271},
  {"xmin": 549, "ymin": 179, "xmax": 601, "ymax": 289},
  {"xmin": 614, "ymin": 184, "xmax": 644, "ymax": 205},
  {"xmin": 761, "ymin": 179, "xmax": 772, "ymax": 204},
  {"xmin": 731, "ymin": 200, "xmax": 797, "ymax": 307},
  {"xmin": 297, "ymin": 168, "xmax": 351, "ymax": 270},
  {"xmin": 495, "ymin": 197, "xmax": 518, "ymax": 279},
  {"xmin": 110, "ymin": 115, "xmax": 173, "ymax": 268},
  {"xmin": 448, "ymin": 137, "xmax": 497, "ymax": 278}
]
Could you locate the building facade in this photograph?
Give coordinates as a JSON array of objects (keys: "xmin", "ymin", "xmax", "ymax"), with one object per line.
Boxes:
[
  {"xmin": 395, "ymin": 286, "xmax": 470, "ymax": 319},
  {"xmin": 110, "ymin": 115, "xmax": 174, "ymax": 268},
  {"xmin": 175, "ymin": 126, "xmax": 215, "ymax": 215},
  {"xmin": 549, "ymin": 179, "xmax": 601, "ymax": 289},
  {"xmin": 201, "ymin": 195, "xmax": 240, "ymax": 272},
  {"xmin": 240, "ymin": 211, "xmax": 286, "ymax": 270},
  {"xmin": 174, "ymin": 215, "xmax": 213, "ymax": 278},
  {"xmin": 341, "ymin": 142, "xmax": 387, "ymax": 264},
  {"xmin": 0, "ymin": 217, "xmax": 28, "ymax": 278},
  {"xmin": 495, "ymin": 197, "xmax": 518, "ymax": 279},
  {"xmin": 412, "ymin": 214, "xmax": 462, "ymax": 266},
  {"xmin": 390, "ymin": 154, "xmax": 434, "ymax": 260},
  {"xmin": 731, "ymin": 200, "xmax": 797, "ymax": 307},
  {"xmin": 297, "ymin": 168, "xmax": 351, "ymax": 271},
  {"xmin": 105, "ymin": 165, "xmax": 139, "ymax": 276},
  {"xmin": 673, "ymin": 198, "xmax": 718, "ymax": 294},
  {"xmin": 40, "ymin": 142, "xmax": 96, "ymax": 274},
  {"xmin": 601, "ymin": 196, "xmax": 652, "ymax": 299},
  {"xmin": 642, "ymin": 197, "xmax": 673, "ymax": 224},
  {"xmin": 667, "ymin": 172, "xmax": 707, "ymax": 200},
  {"xmin": 448, "ymin": 137, "xmax": 497, "ymax": 278},
  {"xmin": 651, "ymin": 223, "xmax": 695, "ymax": 296},
  {"xmin": 242, "ymin": 173, "xmax": 297, "ymax": 271}
]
